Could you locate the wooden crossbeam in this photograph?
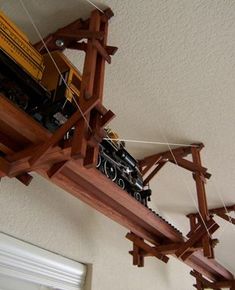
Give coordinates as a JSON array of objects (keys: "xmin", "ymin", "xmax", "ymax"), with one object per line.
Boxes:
[
  {"xmin": 71, "ymin": 118, "xmax": 88, "ymax": 159},
  {"xmin": 191, "ymin": 270, "xmax": 235, "ymax": 289},
  {"xmin": 217, "ymin": 212, "xmax": 235, "ymax": 225},
  {"xmin": 0, "ymin": 157, "xmax": 11, "ymax": 177},
  {"xmin": 47, "ymin": 160, "xmax": 68, "ymax": 178},
  {"xmin": 190, "ymin": 271, "xmax": 215, "ymax": 289},
  {"xmin": 139, "ymin": 143, "xmax": 204, "ymax": 169},
  {"xmin": 56, "ymin": 30, "xmax": 104, "ymax": 40},
  {"xmin": 169, "ymin": 157, "xmax": 211, "ymax": 179},
  {"xmin": 191, "ymin": 147, "xmax": 213, "ymax": 259},
  {"xmin": 175, "ymin": 219, "xmax": 218, "ymax": 260},
  {"xmin": 187, "ymin": 205, "xmax": 235, "ymax": 226},
  {"xmin": 29, "ymin": 111, "xmax": 83, "ymax": 166},
  {"xmin": 99, "ymin": 110, "xmax": 115, "ymax": 128},
  {"xmin": 141, "ymin": 156, "xmax": 162, "ymax": 176},
  {"xmin": 67, "ymin": 42, "xmax": 118, "ymax": 56},
  {"xmin": 131, "ymin": 242, "xmax": 205, "ymax": 256},
  {"xmin": 209, "ymin": 205, "xmax": 235, "ymax": 215},
  {"xmin": 143, "ymin": 161, "xmax": 166, "ymax": 186},
  {"xmin": 92, "ymin": 39, "xmax": 111, "ymax": 63},
  {"xmin": 126, "ymin": 232, "xmax": 169, "ymax": 264},
  {"xmin": 34, "ymin": 8, "xmax": 115, "ymax": 54},
  {"xmin": 0, "ymin": 131, "xmax": 21, "ymax": 154}
]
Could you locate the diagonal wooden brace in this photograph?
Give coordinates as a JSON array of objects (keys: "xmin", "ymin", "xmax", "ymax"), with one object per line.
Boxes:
[
  {"xmin": 126, "ymin": 232, "xmax": 169, "ymax": 264},
  {"xmin": 29, "ymin": 96, "xmax": 100, "ymax": 166},
  {"xmin": 175, "ymin": 219, "xmax": 219, "ymax": 260}
]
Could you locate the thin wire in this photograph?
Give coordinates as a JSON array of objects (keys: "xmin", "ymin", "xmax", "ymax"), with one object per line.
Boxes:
[
  {"xmin": 83, "ymin": 0, "xmax": 104, "ymax": 13},
  {"xmin": 162, "ymin": 135, "xmax": 235, "ymax": 274},
  {"xmin": 103, "ymin": 138, "xmax": 199, "ymax": 148},
  {"xmin": 18, "ymin": 0, "xmax": 92, "ymax": 133},
  {"xmin": 211, "ymin": 182, "xmax": 235, "ymax": 239},
  {"xmin": 162, "ymin": 136, "xmax": 213, "ymax": 239}
]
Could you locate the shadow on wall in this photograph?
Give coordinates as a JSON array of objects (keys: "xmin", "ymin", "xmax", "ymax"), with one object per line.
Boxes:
[{"xmin": 84, "ymin": 263, "xmax": 93, "ymax": 290}]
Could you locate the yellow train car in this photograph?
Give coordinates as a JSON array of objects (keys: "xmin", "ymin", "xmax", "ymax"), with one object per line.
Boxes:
[
  {"xmin": 0, "ymin": 11, "xmax": 44, "ymax": 81},
  {"xmin": 0, "ymin": 11, "xmax": 81, "ymax": 130},
  {"xmin": 41, "ymin": 51, "xmax": 81, "ymax": 103}
]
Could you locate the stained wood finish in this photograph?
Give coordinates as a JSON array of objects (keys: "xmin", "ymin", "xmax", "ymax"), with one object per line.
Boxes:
[
  {"xmin": 0, "ymin": 9, "xmax": 234, "ymax": 287},
  {"xmin": 0, "ymin": 97, "xmax": 233, "ymax": 283}
]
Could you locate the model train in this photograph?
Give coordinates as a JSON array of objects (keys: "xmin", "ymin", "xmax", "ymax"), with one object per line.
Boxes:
[{"xmin": 0, "ymin": 11, "xmax": 152, "ymax": 205}]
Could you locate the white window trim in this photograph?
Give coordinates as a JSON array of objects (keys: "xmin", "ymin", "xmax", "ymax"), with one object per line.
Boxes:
[{"xmin": 0, "ymin": 233, "xmax": 86, "ymax": 290}]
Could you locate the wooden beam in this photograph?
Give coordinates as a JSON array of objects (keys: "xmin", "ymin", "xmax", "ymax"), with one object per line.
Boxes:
[
  {"xmin": 175, "ymin": 219, "xmax": 218, "ymax": 260},
  {"xmin": 92, "ymin": 39, "xmax": 111, "ymax": 63},
  {"xmin": 190, "ymin": 271, "xmax": 214, "ymax": 289},
  {"xmin": 126, "ymin": 232, "xmax": 169, "ymax": 263},
  {"xmin": 209, "ymin": 205, "xmax": 235, "ymax": 215},
  {"xmin": 143, "ymin": 161, "xmax": 166, "ymax": 186},
  {"xmin": 0, "ymin": 157, "xmax": 11, "ymax": 176},
  {"xmin": 47, "ymin": 160, "xmax": 68, "ymax": 178},
  {"xmin": 169, "ymin": 157, "xmax": 211, "ymax": 179},
  {"xmin": 139, "ymin": 143, "xmax": 204, "ymax": 168},
  {"xmin": 141, "ymin": 156, "xmax": 162, "ymax": 176},
  {"xmin": 187, "ymin": 205, "xmax": 235, "ymax": 226},
  {"xmin": 213, "ymin": 280, "xmax": 235, "ymax": 289},
  {"xmin": 0, "ymin": 94, "xmax": 50, "ymax": 143},
  {"xmin": 56, "ymin": 30, "xmax": 104, "ymax": 40},
  {"xmin": 216, "ymin": 213, "xmax": 235, "ymax": 225},
  {"xmin": 80, "ymin": 10, "xmax": 101, "ymax": 101},
  {"xmin": 29, "ymin": 94, "xmax": 99, "ymax": 166},
  {"xmin": 99, "ymin": 110, "xmax": 115, "ymax": 128},
  {"xmin": 0, "ymin": 131, "xmax": 21, "ymax": 154},
  {"xmin": 191, "ymin": 147, "xmax": 213, "ymax": 258},
  {"xmin": 68, "ymin": 42, "xmax": 118, "ymax": 56},
  {"xmin": 71, "ymin": 118, "xmax": 88, "ymax": 159}
]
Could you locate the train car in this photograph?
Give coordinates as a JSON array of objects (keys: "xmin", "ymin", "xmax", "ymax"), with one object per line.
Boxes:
[{"xmin": 0, "ymin": 11, "xmax": 152, "ymax": 205}]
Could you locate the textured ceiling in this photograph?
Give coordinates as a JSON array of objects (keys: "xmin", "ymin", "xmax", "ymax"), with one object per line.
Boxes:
[{"xmin": 1, "ymin": 0, "xmax": 235, "ymax": 276}]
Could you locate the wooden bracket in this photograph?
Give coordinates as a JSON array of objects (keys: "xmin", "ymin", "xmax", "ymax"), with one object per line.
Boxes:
[
  {"xmin": 126, "ymin": 232, "xmax": 169, "ymax": 265},
  {"xmin": 188, "ymin": 205, "xmax": 235, "ymax": 229},
  {"xmin": 139, "ymin": 143, "xmax": 211, "ymax": 186},
  {"xmin": 175, "ymin": 219, "xmax": 219, "ymax": 261},
  {"xmin": 191, "ymin": 270, "xmax": 235, "ymax": 289},
  {"xmin": 34, "ymin": 8, "xmax": 118, "ymax": 60},
  {"xmin": 140, "ymin": 144, "xmax": 215, "ymax": 259}
]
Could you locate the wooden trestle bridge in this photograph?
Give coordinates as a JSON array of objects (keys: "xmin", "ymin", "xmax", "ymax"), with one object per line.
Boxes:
[{"xmin": 0, "ymin": 8, "xmax": 234, "ymax": 290}]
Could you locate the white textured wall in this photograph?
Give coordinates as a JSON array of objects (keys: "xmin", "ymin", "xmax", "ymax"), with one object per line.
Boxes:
[{"xmin": 0, "ymin": 175, "xmax": 194, "ymax": 290}]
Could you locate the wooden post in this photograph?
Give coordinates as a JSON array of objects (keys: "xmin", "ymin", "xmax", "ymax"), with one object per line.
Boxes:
[{"xmin": 191, "ymin": 147, "xmax": 213, "ymax": 258}]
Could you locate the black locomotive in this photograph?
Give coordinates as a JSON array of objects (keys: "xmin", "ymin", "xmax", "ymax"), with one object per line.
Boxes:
[{"xmin": 97, "ymin": 132, "xmax": 152, "ymax": 206}]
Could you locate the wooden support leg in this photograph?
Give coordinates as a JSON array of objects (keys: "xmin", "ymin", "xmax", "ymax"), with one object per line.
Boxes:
[
  {"xmin": 191, "ymin": 147, "xmax": 213, "ymax": 258},
  {"xmin": 195, "ymin": 273, "xmax": 204, "ymax": 290},
  {"xmin": 175, "ymin": 219, "xmax": 219, "ymax": 260},
  {"xmin": 133, "ymin": 243, "xmax": 144, "ymax": 267},
  {"xmin": 126, "ymin": 232, "xmax": 169, "ymax": 264},
  {"xmin": 71, "ymin": 118, "xmax": 88, "ymax": 159}
]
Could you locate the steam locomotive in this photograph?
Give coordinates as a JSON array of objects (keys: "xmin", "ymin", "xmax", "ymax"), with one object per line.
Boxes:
[{"xmin": 0, "ymin": 11, "xmax": 152, "ymax": 205}]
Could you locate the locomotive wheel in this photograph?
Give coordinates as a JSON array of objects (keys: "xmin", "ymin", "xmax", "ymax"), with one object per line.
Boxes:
[
  {"xmin": 104, "ymin": 160, "xmax": 117, "ymax": 181},
  {"xmin": 117, "ymin": 178, "xmax": 125, "ymax": 189},
  {"xmin": 134, "ymin": 192, "xmax": 142, "ymax": 202}
]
